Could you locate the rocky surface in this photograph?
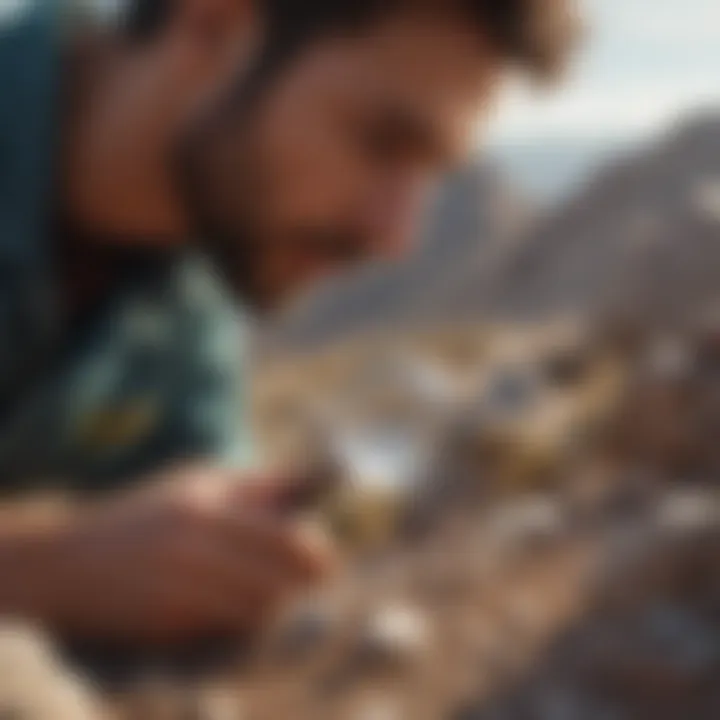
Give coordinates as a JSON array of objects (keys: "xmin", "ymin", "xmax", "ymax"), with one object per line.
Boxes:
[{"xmin": 2, "ymin": 324, "xmax": 719, "ymax": 720}]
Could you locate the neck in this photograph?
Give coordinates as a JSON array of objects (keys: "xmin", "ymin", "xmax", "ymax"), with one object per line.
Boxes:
[{"xmin": 61, "ymin": 31, "xmax": 191, "ymax": 247}]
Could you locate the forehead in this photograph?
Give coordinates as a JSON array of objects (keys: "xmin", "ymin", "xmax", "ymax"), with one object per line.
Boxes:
[{"xmin": 266, "ymin": 13, "xmax": 501, "ymax": 141}]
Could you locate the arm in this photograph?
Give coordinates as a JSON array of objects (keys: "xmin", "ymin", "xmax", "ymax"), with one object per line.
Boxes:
[
  {"xmin": 0, "ymin": 468, "xmax": 335, "ymax": 646},
  {"xmin": 0, "ymin": 499, "xmax": 70, "ymax": 621}
]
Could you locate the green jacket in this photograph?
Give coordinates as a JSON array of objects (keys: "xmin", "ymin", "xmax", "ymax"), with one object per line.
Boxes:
[{"xmin": 0, "ymin": 0, "xmax": 258, "ymax": 493}]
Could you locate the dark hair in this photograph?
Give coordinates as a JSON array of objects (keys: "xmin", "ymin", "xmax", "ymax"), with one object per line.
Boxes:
[{"xmin": 125, "ymin": 0, "xmax": 580, "ymax": 83}]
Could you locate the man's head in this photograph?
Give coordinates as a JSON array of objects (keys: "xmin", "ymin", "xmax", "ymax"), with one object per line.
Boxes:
[{"xmin": 103, "ymin": 0, "xmax": 579, "ymax": 308}]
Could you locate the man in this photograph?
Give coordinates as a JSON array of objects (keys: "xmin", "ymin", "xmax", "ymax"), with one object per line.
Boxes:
[{"xmin": 0, "ymin": 0, "xmax": 577, "ymax": 646}]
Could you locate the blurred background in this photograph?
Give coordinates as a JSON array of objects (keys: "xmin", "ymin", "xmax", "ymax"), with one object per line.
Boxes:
[{"xmin": 230, "ymin": 1, "xmax": 720, "ymax": 718}]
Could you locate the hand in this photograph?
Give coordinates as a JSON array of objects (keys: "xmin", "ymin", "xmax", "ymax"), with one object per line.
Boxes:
[{"xmin": 0, "ymin": 466, "xmax": 337, "ymax": 647}]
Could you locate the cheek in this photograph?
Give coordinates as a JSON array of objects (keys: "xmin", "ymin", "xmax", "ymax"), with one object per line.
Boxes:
[
  {"xmin": 254, "ymin": 97, "xmax": 370, "ymax": 228},
  {"xmin": 366, "ymin": 178, "xmax": 431, "ymax": 241}
]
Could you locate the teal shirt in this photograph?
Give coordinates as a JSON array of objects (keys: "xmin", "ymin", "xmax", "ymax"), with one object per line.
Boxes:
[{"xmin": 0, "ymin": 0, "xmax": 258, "ymax": 493}]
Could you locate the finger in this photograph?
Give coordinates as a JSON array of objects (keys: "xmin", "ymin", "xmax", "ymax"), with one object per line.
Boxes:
[
  {"xmin": 132, "ymin": 579, "xmax": 261, "ymax": 645},
  {"xmin": 225, "ymin": 474, "xmax": 320, "ymax": 515},
  {"xmin": 216, "ymin": 514, "xmax": 338, "ymax": 582},
  {"xmin": 167, "ymin": 533, "xmax": 299, "ymax": 623},
  {"xmin": 225, "ymin": 459, "xmax": 341, "ymax": 516}
]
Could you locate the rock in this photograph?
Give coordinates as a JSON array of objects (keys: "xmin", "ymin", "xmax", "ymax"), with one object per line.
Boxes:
[
  {"xmin": 268, "ymin": 597, "xmax": 337, "ymax": 663},
  {"xmin": 690, "ymin": 176, "xmax": 720, "ymax": 224},
  {"xmin": 0, "ymin": 622, "xmax": 58, "ymax": 679},
  {"xmin": 190, "ymin": 686, "xmax": 245, "ymax": 720},
  {"xmin": 654, "ymin": 488, "xmax": 720, "ymax": 535},
  {"xmin": 349, "ymin": 694, "xmax": 402, "ymax": 720},
  {"xmin": 642, "ymin": 336, "xmax": 696, "ymax": 383},
  {"xmin": 480, "ymin": 364, "xmax": 542, "ymax": 423},
  {"xmin": 327, "ymin": 484, "xmax": 407, "ymax": 552},
  {"xmin": 357, "ymin": 605, "xmax": 431, "ymax": 670},
  {"xmin": 637, "ymin": 605, "xmax": 719, "ymax": 676},
  {"xmin": 485, "ymin": 497, "xmax": 566, "ymax": 555},
  {"xmin": 449, "ymin": 700, "xmax": 484, "ymax": 720},
  {"xmin": 531, "ymin": 686, "xmax": 616, "ymax": 720},
  {"xmin": 540, "ymin": 345, "xmax": 594, "ymax": 389},
  {"xmin": 0, "ymin": 622, "xmax": 102, "ymax": 720},
  {"xmin": 120, "ymin": 674, "xmax": 188, "ymax": 720}
]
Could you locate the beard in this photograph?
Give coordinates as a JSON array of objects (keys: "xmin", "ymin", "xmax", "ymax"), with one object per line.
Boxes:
[
  {"xmin": 172, "ymin": 54, "xmax": 370, "ymax": 312},
  {"xmin": 174, "ymin": 131, "xmax": 368, "ymax": 313},
  {"xmin": 170, "ymin": 44, "xmax": 375, "ymax": 312},
  {"xmin": 172, "ymin": 124, "xmax": 271, "ymax": 309}
]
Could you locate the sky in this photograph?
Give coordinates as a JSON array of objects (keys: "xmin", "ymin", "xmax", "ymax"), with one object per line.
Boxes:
[{"xmin": 487, "ymin": 0, "xmax": 720, "ymax": 147}]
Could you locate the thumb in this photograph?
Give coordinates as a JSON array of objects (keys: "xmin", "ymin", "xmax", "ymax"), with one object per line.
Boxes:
[{"xmin": 228, "ymin": 460, "xmax": 341, "ymax": 516}]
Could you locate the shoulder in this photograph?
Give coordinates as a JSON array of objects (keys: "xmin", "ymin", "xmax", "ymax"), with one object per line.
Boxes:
[{"xmin": 164, "ymin": 254, "xmax": 261, "ymax": 469}]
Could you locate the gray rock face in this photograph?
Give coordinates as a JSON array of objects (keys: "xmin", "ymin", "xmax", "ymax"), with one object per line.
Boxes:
[{"xmin": 485, "ymin": 114, "xmax": 720, "ymax": 326}]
